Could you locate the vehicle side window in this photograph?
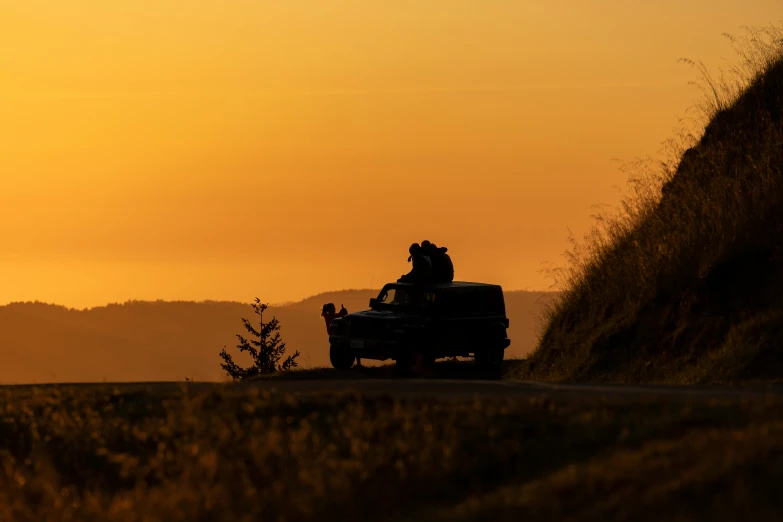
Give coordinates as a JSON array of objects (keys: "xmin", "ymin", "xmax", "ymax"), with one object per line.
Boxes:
[{"xmin": 438, "ymin": 289, "xmax": 505, "ymax": 316}]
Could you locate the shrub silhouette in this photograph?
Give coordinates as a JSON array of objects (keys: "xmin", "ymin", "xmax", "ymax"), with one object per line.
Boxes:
[{"xmin": 219, "ymin": 298, "xmax": 300, "ymax": 380}]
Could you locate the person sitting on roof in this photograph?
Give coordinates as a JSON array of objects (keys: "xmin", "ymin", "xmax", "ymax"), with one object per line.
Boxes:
[
  {"xmin": 421, "ymin": 240, "xmax": 454, "ymax": 283},
  {"xmin": 398, "ymin": 243, "xmax": 433, "ymax": 284}
]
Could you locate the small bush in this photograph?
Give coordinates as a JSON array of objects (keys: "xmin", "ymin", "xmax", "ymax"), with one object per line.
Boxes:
[{"xmin": 219, "ymin": 298, "xmax": 300, "ymax": 380}]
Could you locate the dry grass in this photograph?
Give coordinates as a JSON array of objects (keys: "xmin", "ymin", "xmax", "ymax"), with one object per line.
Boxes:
[
  {"xmin": 523, "ymin": 25, "xmax": 783, "ymax": 384},
  {"xmin": 2, "ymin": 383, "xmax": 783, "ymax": 521}
]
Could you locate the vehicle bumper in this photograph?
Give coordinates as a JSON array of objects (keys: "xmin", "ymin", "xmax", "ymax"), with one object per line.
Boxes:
[{"xmin": 329, "ymin": 335, "xmax": 405, "ymax": 361}]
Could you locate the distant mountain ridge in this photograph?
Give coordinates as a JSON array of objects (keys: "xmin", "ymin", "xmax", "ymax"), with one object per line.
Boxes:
[{"xmin": 0, "ymin": 289, "xmax": 552, "ymax": 383}]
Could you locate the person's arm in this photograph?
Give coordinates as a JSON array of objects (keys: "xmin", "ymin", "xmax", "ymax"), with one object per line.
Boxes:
[{"xmin": 338, "ymin": 304, "xmax": 348, "ymax": 317}]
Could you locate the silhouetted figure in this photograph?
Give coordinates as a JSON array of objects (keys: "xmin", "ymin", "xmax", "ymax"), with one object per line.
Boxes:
[
  {"xmin": 398, "ymin": 243, "xmax": 433, "ymax": 283},
  {"xmin": 421, "ymin": 240, "xmax": 454, "ymax": 283},
  {"xmin": 321, "ymin": 303, "xmax": 347, "ymax": 333},
  {"xmin": 322, "ymin": 303, "xmax": 361, "ymax": 367}
]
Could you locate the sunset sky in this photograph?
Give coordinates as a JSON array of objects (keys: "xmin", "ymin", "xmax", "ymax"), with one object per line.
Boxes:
[{"xmin": 2, "ymin": 1, "xmax": 781, "ymax": 308}]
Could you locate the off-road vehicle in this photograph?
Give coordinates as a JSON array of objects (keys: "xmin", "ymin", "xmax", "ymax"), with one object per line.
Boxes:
[{"xmin": 328, "ymin": 281, "xmax": 510, "ymax": 372}]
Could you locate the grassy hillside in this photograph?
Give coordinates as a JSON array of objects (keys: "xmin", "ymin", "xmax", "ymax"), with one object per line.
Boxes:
[
  {"xmin": 522, "ymin": 29, "xmax": 783, "ymax": 383},
  {"xmin": 3, "ymin": 383, "xmax": 783, "ymax": 521},
  {"xmin": 0, "ymin": 289, "xmax": 549, "ymax": 384}
]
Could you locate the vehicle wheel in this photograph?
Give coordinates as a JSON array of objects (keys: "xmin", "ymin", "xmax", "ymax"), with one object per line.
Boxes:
[
  {"xmin": 475, "ymin": 346, "xmax": 505, "ymax": 372},
  {"xmin": 330, "ymin": 345, "xmax": 355, "ymax": 370},
  {"xmin": 397, "ymin": 331, "xmax": 425, "ymax": 376},
  {"xmin": 395, "ymin": 348, "xmax": 415, "ymax": 375}
]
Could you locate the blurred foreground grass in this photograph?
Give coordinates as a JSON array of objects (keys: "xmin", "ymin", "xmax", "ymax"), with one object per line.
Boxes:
[{"xmin": 2, "ymin": 383, "xmax": 783, "ymax": 521}]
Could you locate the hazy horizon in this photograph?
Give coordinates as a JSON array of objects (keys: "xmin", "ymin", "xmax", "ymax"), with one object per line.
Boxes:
[
  {"xmin": 0, "ymin": 286, "xmax": 554, "ymax": 311},
  {"xmin": 0, "ymin": 285, "xmax": 555, "ymax": 311}
]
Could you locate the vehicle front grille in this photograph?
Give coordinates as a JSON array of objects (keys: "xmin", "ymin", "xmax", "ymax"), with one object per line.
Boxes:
[{"xmin": 347, "ymin": 317, "xmax": 385, "ymax": 338}]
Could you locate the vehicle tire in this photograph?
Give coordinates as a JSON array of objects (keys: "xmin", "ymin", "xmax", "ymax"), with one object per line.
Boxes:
[
  {"xmin": 330, "ymin": 344, "xmax": 355, "ymax": 370},
  {"xmin": 475, "ymin": 346, "xmax": 505, "ymax": 372},
  {"xmin": 395, "ymin": 352, "xmax": 412, "ymax": 375},
  {"xmin": 396, "ymin": 330, "xmax": 424, "ymax": 376}
]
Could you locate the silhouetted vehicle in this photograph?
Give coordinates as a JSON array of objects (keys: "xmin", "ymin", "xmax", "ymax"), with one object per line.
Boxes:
[{"xmin": 328, "ymin": 281, "xmax": 510, "ymax": 372}]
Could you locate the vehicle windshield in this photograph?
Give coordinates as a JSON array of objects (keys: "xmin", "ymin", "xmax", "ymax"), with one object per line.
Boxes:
[{"xmin": 374, "ymin": 286, "xmax": 437, "ymax": 310}]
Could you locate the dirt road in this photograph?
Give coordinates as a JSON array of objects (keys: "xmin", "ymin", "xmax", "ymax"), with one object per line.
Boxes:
[
  {"xmin": 239, "ymin": 378, "xmax": 783, "ymax": 401},
  {"xmin": 15, "ymin": 377, "xmax": 783, "ymax": 403}
]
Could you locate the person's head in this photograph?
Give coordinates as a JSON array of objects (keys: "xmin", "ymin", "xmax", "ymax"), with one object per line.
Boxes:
[
  {"xmin": 321, "ymin": 303, "xmax": 336, "ymax": 317},
  {"xmin": 408, "ymin": 242, "xmax": 421, "ymax": 262},
  {"xmin": 421, "ymin": 240, "xmax": 440, "ymax": 254}
]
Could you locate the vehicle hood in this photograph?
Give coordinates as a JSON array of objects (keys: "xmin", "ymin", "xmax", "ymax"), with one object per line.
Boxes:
[{"xmin": 345, "ymin": 310, "xmax": 425, "ymax": 322}]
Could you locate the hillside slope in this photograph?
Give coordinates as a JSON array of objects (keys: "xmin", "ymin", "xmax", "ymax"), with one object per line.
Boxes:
[
  {"xmin": 0, "ymin": 290, "xmax": 549, "ymax": 383},
  {"xmin": 524, "ymin": 55, "xmax": 783, "ymax": 383}
]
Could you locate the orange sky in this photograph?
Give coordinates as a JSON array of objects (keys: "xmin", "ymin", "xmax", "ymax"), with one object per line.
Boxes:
[{"xmin": 1, "ymin": 2, "xmax": 781, "ymax": 308}]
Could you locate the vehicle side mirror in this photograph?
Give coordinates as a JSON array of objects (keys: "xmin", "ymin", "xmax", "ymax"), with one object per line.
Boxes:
[{"xmin": 369, "ymin": 298, "xmax": 378, "ymax": 308}]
